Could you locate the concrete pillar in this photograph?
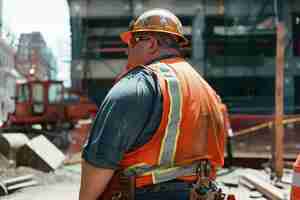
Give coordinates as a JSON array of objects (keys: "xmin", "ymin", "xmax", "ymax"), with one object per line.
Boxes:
[
  {"xmin": 0, "ymin": 0, "xmax": 2, "ymax": 36},
  {"xmin": 71, "ymin": 59, "xmax": 83, "ymax": 92},
  {"xmin": 192, "ymin": 6, "xmax": 205, "ymax": 74},
  {"xmin": 282, "ymin": 0, "xmax": 295, "ymax": 113},
  {"xmin": 69, "ymin": 0, "xmax": 84, "ymax": 91},
  {"xmin": 284, "ymin": 76, "xmax": 294, "ymax": 113}
]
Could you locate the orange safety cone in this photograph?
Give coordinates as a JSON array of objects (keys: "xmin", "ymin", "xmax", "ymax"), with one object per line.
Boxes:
[
  {"xmin": 227, "ymin": 194, "xmax": 236, "ymax": 200},
  {"xmin": 291, "ymin": 154, "xmax": 300, "ymax": 200}
]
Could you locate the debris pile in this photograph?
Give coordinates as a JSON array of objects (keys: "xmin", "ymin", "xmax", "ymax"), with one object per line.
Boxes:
[
  {"xmin": 0, "ymin": 174, "xmax": 38, "ymax": 196},
  {"xmin": 217, "ymin": 168, "xmax": 292, "ymax": 199},
  {"xmin": 0, "ymin": 133, "xmax": 68, "ymax": 197}
]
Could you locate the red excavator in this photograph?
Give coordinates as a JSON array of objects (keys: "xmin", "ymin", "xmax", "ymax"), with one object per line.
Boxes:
[
  {"xmin": 1, "ymin": 79, "xmax": 97, "ymax": 148},
  {"xmin": 6, "ymin": 79, "xmax": 97, "ymax": 129}
]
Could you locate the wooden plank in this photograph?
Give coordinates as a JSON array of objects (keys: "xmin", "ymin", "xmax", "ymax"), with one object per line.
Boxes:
[
  {"xmin": 222, "ymin": 179, "xmax": 239, "ymax": 187},
  {"xmin": 239, "ymin": 179, "xmax": 256, "ymax": 191},
  {"xmin": 218, "ymin": 0, "xmax": 224, "ymax": 15},
  {"xmin": 0, "ymin": 174, "xmax": 38, "ymax": 196},
  {"xmin": 249, "ymin": 191, "xmax": 263, "ymax": 199},
  {"xmin": 274, "ymin": 18, "xmax": 285, "ymax": 179},
  {"xmin": 241, "ymin": 173, "xmax": 285, "ymax": 200},
  {"xmin": 6, "ymin": 180, "xmax": 38, "ymax": 192},
  {"xmin": 233, "ymin": 116, "xmax": 300, "ymax": 137},
  {"xmin": 3, "ymin": 174, "xmax": 34, "ymax": 186},
  {"xmin": 63, "ymin": 152, "xmax": 82, "ymax": 165}
]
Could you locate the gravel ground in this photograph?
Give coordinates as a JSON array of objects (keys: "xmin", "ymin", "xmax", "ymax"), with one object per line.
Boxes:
[
  {"xmin": 0, "ymin": 154, "xmax": 10, "ymax": 171},
  {"xmin": 0, "ymin": 161, "xmax": 81, "ymax": 200},
  {"xmin": 0, "ymin": 133, "xmax": 83, "ymax": 200},
  {"xmin": 0, "ymin": 151, "xmax": 294, "ymax": 200}
]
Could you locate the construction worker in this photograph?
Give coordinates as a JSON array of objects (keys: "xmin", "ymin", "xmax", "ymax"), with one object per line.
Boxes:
[
  {"xmin": 79, "ymin": 8, "xmax": 227, "ymax": 200},
  {"xmin": 291, "ymin": 154, "xmax": 300, "ymax": 200}
]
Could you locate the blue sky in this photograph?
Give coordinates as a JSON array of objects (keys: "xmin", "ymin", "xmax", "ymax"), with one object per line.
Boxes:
[{"xmin": 3, "ymin": 0, "xmax": 71, "ymax": 86}]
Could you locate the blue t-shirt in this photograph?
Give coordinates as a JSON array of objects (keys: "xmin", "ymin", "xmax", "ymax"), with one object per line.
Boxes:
[{"xmin": 82, "ymin": 67, "xmax": 162, "ymax": 169}]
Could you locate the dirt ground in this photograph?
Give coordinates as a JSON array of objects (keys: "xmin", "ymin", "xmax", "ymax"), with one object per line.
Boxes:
[{"xmin": 0, "ymin": 157, "xmax": 81, "ymax": 200}]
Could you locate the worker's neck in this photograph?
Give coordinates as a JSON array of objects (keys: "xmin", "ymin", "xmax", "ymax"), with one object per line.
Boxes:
[{"xmin": 146, "ymin": 49, "xmax": 181, "ymax": 65}]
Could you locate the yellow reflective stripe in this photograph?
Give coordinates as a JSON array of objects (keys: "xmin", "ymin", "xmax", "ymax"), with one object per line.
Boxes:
[
  {"xmin": 125, "ymin": 162, "xmax": 197, "ymax": 184},
  {"xmin": 152, "ymin": 163, "xmax": 198, "ymax": 184},
  {"xmin": 292, "ymin": 172, "xmax": 300, "ymax": 187},
  {"xmin": 124, "ymin": 162, "xmax": 197, "ymax": 184},
  {"xmin": 126, "ymin": 163, "xmax": 149, "ymax": 171},
  {"xmin": 123, "ymin": 163, "xmax": 153, "ymax": 176},
  {"xmin": 157, "ymin": 63, "xmax": 182, "ymax": 166}
]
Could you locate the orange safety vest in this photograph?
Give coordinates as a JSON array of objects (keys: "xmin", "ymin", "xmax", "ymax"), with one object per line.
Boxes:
[
  {"xmin": 120, "ymin": 57, "xmax": 227, "ymax": 188},
  {"xmin": 291, "ymin": 154, "xmax": 300, "ymax": 200}
]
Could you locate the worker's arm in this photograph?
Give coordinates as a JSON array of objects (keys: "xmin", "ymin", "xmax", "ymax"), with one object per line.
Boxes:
[
  {"xmin": 79, "ymin": 160, "xmax": 115, "ymax": 200},
  {"xmin": 80, "ymin": 68, "xmax": 161, "ymax": 199}
]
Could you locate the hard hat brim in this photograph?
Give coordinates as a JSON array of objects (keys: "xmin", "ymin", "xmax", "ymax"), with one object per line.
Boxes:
[{"xmin": 120, "ymin": 30, "xmax": 189, "ymax": 47}]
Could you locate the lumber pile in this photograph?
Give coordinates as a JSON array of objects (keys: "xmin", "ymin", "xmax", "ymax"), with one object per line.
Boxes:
[
  {"xmin": 0, "ymin": 174, "xmax": 38, "ymax": 196},
  {"xmin": 217, "ymin": 168, "xmax": 291, "ymax": 199},
  {"xmin": 240, "ymin": 173, "xmax": 286, "ymax": 200}
]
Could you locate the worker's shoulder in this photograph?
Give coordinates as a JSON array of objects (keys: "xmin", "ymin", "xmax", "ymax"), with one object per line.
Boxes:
[
  {"xmin": 119, "ymin": 66, "xmax": 157, "ymax": 86},
  {"xmin": 111, "ymin": 66, "xmax": 159, "ymax": 97}
]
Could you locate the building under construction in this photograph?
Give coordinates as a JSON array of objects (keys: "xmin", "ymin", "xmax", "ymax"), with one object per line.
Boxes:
[
  {"xmin": 66, "ymin": 0, "xmax": 300, "ymax": 158},
  {"xmin": 67, "ymin": 0, "xmax": 299, "ymax": 113}
]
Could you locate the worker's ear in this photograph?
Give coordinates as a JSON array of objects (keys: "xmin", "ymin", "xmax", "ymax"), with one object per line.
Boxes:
[{"xmin": 145, "ymin": 36, "xmax": 159, "ymax": 54}]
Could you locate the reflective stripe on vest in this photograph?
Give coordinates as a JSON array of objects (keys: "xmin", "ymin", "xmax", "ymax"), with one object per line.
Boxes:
[
  {"xmin": 152, "ymin": 162, "xmax": 197, "ymax": 184},
  {"xmin": 124, "ymin": 163, "xmax": 154, "ymax": 176},
  {"xmin": 157, "ymin": 63, "xmax": 183, "ymax": 166},
  {"xmin": 124, "ymin": 162, "xmax": 198, "ymax": 184}
]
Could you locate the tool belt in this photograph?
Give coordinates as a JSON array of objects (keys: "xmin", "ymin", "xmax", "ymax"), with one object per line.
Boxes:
[
  {"xmin": 190, "ymin": 160, "xmax": 225, "ymax": 200},
  {"xmin": 98, "ymin": 160, "xmax": 225, "ymax": 200},
  {"xmin": 98, "ymin": 170, "xmax": 135, "ymax": 200}
]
